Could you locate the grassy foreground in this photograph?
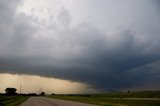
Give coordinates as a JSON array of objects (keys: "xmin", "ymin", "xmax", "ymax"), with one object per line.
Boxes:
[
  {"xmin": 0, "ymin": 96, "xmax": 29, "ymax": 106},
  {"xmin": 48, "ymin": 91, "xmax": 160, "ymax": 106}
]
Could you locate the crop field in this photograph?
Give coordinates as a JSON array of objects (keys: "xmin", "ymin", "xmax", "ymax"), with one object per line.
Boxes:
[
  {"xmin": 48, "ymin": 91, "xmax": 160, "ymax": 106},
  {"xmin": 0, "ymin": 95, "xmax": 29, "ymax": 106}
]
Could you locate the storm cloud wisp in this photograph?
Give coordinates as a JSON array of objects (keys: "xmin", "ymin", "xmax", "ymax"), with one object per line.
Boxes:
[{"xmin": 0, "ymin": 0, "xmax": 160, "ymax": 92}]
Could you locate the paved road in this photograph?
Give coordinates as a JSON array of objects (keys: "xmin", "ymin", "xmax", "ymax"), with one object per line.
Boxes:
[{"xmin": 20, "ymin": 97, "xmax": 97, "ymax": 106}]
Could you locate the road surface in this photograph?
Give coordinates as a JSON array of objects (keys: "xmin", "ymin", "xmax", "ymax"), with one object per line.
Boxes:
[{"xmin": 20, "ymin": 97, "xmax": 97, "ymax": 106}]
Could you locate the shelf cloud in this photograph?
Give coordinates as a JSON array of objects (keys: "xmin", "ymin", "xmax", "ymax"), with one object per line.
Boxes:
[{"xmin": 0, "ymin": 0, "xmax": 160, "ymax": 92}]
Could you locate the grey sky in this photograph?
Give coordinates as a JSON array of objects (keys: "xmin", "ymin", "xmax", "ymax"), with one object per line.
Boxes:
[{"xmin": 0, "ymin": 0, "xmax": 160, "ymax": 92}]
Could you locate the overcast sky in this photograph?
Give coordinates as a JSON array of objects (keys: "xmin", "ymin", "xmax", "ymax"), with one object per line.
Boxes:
[{"xmin": 0, "ymin": 0, "xmax": 160, "ymax": 93}]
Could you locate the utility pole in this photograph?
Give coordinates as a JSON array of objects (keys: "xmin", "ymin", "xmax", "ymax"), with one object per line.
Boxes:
[
  {"xmin": 41, "ymin": 86, "xmax": 42, "ymax": 92},
  {"xmin": 20, "ymin": 84, "xmax": 22, "ymax": 94}
]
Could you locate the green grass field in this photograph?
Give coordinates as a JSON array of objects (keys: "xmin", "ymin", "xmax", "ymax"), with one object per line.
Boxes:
[
  {"xmin": 0, "ymin": 95, "xmax": 29, "ymax": 106},
  {"xmin": 0, "ymin": 91, "xmax": 160, "ymax": 106},
  {"xmin": 48, "ymin": 91, "xmax": 160, "ymax": 106}
]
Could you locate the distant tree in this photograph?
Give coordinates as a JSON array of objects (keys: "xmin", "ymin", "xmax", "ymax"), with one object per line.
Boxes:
[
  {"xmin": 5, "ymin": 87, "xmax": 17, "ymax": 95},
  {"xmin": 51, "ymin": 93, "xmax": 55, "ymax": 96},
  {"xmin": 27, "ymin": 93, "xmax": 38, "ymax": 96},
  {"xmin": 40, "ymin": 92, "xmax": 45, "ymax": 96}
]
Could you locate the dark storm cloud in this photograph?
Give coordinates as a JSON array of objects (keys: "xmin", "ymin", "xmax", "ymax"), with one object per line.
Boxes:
[{"xmin": 0, "ymin": 0, "xmax": 160, "ymax": 91}]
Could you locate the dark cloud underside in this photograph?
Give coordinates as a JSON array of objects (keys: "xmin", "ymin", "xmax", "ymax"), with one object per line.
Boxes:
[{"xmin": 0, "ymin": 0, "xmax": 160, "ymax": 91}]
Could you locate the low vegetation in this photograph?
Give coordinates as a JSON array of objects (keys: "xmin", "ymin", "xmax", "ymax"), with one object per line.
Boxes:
[
  {"xmin": 1, "ymin": 89, "xmax": 160, "ymax": 106},
  {"xmin": 48, "ymin": 91, "xmax": 160, "ymax": 106},
  {"xmin": 0, "ymin": 95, "xmax": 29, "ymax": 106}
]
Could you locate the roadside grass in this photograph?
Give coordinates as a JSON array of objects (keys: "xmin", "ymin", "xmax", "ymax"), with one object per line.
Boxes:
[
  {"xmin": 95, "ymin": 91, "xmax": 160, "ymax": 98},
  {"xmin": 48, "ymin": 91, "xmax": 160, "ymax": 106},
  {"xmin": 0, "ymin": 96, "xmax": 29, "ymax": 106}
]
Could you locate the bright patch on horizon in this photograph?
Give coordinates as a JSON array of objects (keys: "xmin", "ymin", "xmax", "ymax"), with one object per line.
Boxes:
[{"xmin": 0, "ymin": 73, "xmax": 93, "ymax": 94}]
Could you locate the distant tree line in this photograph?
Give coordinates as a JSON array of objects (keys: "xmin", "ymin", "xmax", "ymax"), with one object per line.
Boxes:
[
  {"xmin": 0, "ymin": 87, "xmax": 46, "ymax": 96},
  {"xmin": 0, "ymin": 87, "xmax": 48, "ymax": 96}
]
